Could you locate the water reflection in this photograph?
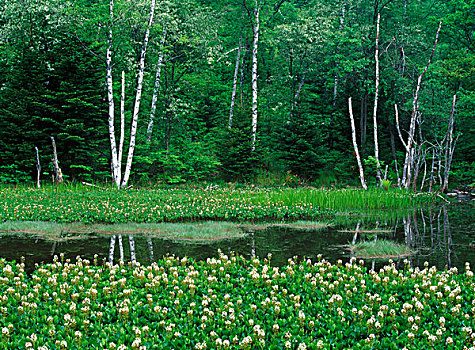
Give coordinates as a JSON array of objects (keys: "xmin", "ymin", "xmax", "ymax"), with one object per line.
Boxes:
[
  {"xmin": 405, "ymin": 206, "xmax": 456, "ymax": 269},
  {"xmin": 0, "ymin": 204, "xmax": 472, "ymax": 272}
]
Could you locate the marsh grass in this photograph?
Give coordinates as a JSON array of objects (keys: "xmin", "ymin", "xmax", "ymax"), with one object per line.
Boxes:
[
  {"xmin": 264, "ymin": 187, "xmax": 433, "ymax": 210},
  {"xmin": 348, "ymin": 239, "xmax": 414, "ymax": 259}
]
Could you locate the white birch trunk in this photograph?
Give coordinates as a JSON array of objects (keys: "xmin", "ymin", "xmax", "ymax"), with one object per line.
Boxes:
[
  {"xmin": 117, "ymin": 70, "xmax": 125, "ymax": 185},
  {"xmin": 402, "ymin": 20, "xmax": 442, "ymax": 188},
  {"xmin": 35, "ymin": 146, "xmax": 41, "ymax": 189},
  {"xmin": 147, "ymin": 29, "xmax": 167, "ymax": 141},
  {"xmin": 120, "ymin": 0, "xmax": 156, "ymax": 188},
  {"xmin": 229, "ymin": 36, "xmax": 242, "ymax": 128},
  {"xmin": 372, "ymin": 13, "xmax": 382, "ymax": 185},
  {"xmin": 251, "ymin": 4, "xmax": 259, "ymax": 151},
  {"xmin": 349, "ymin": 97, "xmax": 368, "ymax": 190},
  {"xmin": 107, "ymin": 0, "xmax": 120, "ymax": 188}
]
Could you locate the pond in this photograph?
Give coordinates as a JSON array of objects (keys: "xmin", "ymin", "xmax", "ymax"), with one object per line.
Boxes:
[{"xmin": 1, "ymin": 202, "xmax": 473, "ymax": 272}]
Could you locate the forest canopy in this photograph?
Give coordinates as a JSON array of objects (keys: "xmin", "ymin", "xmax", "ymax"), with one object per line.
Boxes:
[{"xmin": 0, "ymin": 0, "xmax": 473, "ymax": 189}]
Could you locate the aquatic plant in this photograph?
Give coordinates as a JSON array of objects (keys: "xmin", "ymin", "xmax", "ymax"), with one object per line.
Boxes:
[
  {"xmin": 0, "ymin": 254, "xmax": 473, "ymax": 349},
  {"xmin": 0, "ymin": 185, "xmax": 435, "ymax": 224}
]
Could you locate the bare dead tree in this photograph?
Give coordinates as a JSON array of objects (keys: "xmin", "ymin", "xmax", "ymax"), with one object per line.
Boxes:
[
  {"xmin": 51, "ymin": 137, "xmax": 63, "ymax": 184},
  {"xmin": 400, "ymin": 20, "xmax": 443, "ymax": 188}
]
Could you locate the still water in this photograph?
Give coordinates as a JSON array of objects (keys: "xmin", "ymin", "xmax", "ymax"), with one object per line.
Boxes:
[{"xmin": 1, "ymin": 203, "xmax": 473, "ymax": 272}]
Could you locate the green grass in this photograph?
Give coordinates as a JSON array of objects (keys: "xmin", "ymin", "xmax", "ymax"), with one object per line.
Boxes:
[
  {"xmin": 0, "ymin": 184, "xmax": 437, "ymax": 224},
  {"xmin": 349, "ymin": 239, "xmax": 414, "ymax": 259},
  {"xmin": 0, "ymin": 254, "xmax": 473, "ymax": 349}
]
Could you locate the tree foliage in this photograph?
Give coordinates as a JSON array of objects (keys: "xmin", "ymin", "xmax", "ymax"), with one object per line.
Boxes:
[{"xmin": 0, "ymin": 0, "xmax": 473, "ymax": 188}]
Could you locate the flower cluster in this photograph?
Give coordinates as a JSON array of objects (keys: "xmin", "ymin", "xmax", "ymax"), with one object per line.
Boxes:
[{"xmin": 0, "ymin": 254, "xmax": 473, "ymax": 349}]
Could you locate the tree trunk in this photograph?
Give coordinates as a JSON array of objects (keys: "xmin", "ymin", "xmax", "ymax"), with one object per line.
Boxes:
[
  {"xmin": 412, "ymin": 144, "xmax": 425, "ymax": 192},
  {"xmin": 240, "ymin": 40, "xmax": 248, "ymax": 106},
  {"xmin": 121, "ymin": 0, "xmax": 156, "ymax": 188},
  {"xmin": 437, "ymin": 147, "xmax": 442, "ymax": 186},
  {"xmin": 35, "ymin": 146, "xmax": 41, "ymax": 189},
  {"xmin": 117, "ymin": 70, "xmax": 125, "ymax": 185},
  {"xmin": 107, "ymin": 0, "xmax": 120, "ymax": 187},
  {"xmin": 420, "ymin": 156, "xmax": 427, "ymax": 191},
  {"xmin": 251, "ymin": 3, "xmax": 259, "ymax": 151},
  {"xmin": 349, "ymin": 97, "xmax": 368, "ymax": 189},
  {"xmin": 147, "ymin": 29, "xmax": 167, "ymax": 141},
  {"xmin": 51, "ymin": 137, "xmax": 63, "ymax": 184},
  {"xmin": 372, "ymin": 13, "xmax": 382, "ymax": 186},
  {"xmin": 428, "ymin": 148, "xmax": 435, "ymax": 193},
  {"xmin": 229, "ymin": 35, "xmax": 242, "ymax": 128},
  {"xmin": 360, "ymin": 93, "xmax": 368, "ymax": 149},
  {"xmin": 389, "ymin": 124, "xmax": 401, "ymax": 187}
]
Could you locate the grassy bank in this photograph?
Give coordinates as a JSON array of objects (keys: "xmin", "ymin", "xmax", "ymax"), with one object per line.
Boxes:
[
  {"xmin": 0, "ymin": 254, "xmax": 473, "ymax": 349},
  {"xmin": 0, "ymin": 185, "xmax": 435, "ymax": 224}
]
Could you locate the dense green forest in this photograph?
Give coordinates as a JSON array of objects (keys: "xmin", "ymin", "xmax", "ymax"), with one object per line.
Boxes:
[{"xmin": 0, "ymin": 0, "xmax": 473, "ymax": 189}]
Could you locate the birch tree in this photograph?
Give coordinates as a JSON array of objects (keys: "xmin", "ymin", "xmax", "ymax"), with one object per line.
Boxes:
[
  {"xmin": 349, "ymin": 97, "xmax": 368, "ymax": 189},
  {"xmin": 242, "ymin": 0, "xmax": 287, "ymax": 151},
  {"xmin": 250, "ymin": 1, "xmax": 260, "ymax": 151},
  {"xmin": 106, "ymin": 0, "xmax": 157, "ymax": 188},
  {"xmin": 372, "ymin": 12, "xmax": 382, "ymax": 186}
]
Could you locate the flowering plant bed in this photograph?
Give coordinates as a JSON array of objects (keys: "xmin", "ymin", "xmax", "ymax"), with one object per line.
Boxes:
[
  {"xmin": 0, "ymin": 186, "xmax": 435, "ymax": 224},
  {"xmin": 0, "ymin": 253, "xmax": 473, "ymax": 349}
]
